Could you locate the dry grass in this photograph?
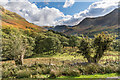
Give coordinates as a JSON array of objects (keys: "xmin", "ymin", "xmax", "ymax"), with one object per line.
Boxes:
[{"xmin": 1, "ymin": 51, "xmax": 119, "ymax": 66}]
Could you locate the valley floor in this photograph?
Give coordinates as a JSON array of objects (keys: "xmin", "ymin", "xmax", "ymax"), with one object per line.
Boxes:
[{"xmin": 1, "ymin": 51, "xmax": 120, "ymax": 79}]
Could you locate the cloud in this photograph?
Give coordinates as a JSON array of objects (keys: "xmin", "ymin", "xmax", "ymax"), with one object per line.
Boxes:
[
  {"xmin": 86, "ymin": 0, "xmax": 119, "ymax": 17},
  {"xmin": 63, "ymin": 0, "xmax": 75, "ymax": 8},
  {"xmin": 60, "ymin": 0, "xmax": 119, "ymax": 26},
  {"xmin": 0, "ymin": 0, "xmax": 119, "ymax": 26},
  {"xmin": 0, "ymin": 0, "xmax": 65, "ymax": 26}
]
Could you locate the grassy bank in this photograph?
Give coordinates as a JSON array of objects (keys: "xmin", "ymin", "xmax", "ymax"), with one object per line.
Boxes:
[
  {"xmin": 58, "ymin": 73, "xmax": 119, "ymax": 78},
  {"xmin": 2, "ymin": 73, "xmax": 120, "ymax": 80}
]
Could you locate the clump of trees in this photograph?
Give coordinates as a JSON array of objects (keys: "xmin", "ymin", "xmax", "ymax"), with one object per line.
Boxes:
[
  {"xmin": 78, "ymin": 32, "xmax": 114, "ymax": 63},
  {"xmin": 2, "ymin": 26, "xmax": 117, "ymax": 65},
  {"xmin": 35, "ymin": 36, "xmax": 62, "ymax": 54},
  {"xmin": 2, "ymin": 27, "xmax": 35, "ymax": 65},
  {"xmin": 69, "ymin": 36, "xmax": 79, "ymax": 48},
  {"xmin": 2, "ymin": 27, "xmax": 78, "ymax": 65}
]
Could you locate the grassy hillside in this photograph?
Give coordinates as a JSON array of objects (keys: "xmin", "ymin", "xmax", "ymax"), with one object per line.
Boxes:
[
  {"xmin": 0, "ymin": 6, "xmax": 45, "ymax": 32},
  {"xmin": 51, "ymin": 8, "xmax": 120, "ymax": 37},
  {"xmin": 66, "ymin": 8, "xmax": 120, "ymax": 36}
]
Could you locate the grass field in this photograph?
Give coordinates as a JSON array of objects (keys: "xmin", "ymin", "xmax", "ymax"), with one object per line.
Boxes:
[
  {"xmin": 2, "ymin": 73, "xmax": 120, "ymax": 80},
  {"xmin": 58, "ymin": 73, "xmax": 120, "ymax": 78},
  {"xmin": 1, "ymin": 50, "xmax": 119, "ymax": 66},
  {"xmin": 1, "ymin": 49, "xmax": 120, "ymax": 79}
]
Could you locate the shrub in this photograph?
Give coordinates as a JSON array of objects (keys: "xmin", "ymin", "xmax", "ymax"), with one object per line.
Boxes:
[
  {"xmin": 117, "ymin": 66, "xmax": 120, "ymax": 74},
  {"xmin": 18, "ymin": 65, "xmax": 28, "ymax": 70},
  {"xmin": 31, "ymin": 67, "xmax": 43, "ymax": 75},
  {"xmin": 30, "ymin": 63, "xmax": 39, "ymax": 69},
  {"xmin": 49, "ymin": 69, "xmax": 61, "ymax": 78},
  {"xmin": 97, "ymin": 66, "xmax": 105, "ymax": 74},
  {"xmin": 31, "ymin": 70, "xmax": 38, "ymax": 75},
  {"xmin": 16, "ymin": 70, "xmax": 31, "ymax": 78},
  {"xmin": 2, "ymin": 65, "xmax": 19, "ymax": 78},
  {"xmin": 104, "ymin": 65, "xmax": 118, "ymax": 73},
  {"xmin": 86, "ymin": 63, "xmax": 100, "ymax": 74},
  {"xmin": 78, "ymin": 66, "xmax": 88, "ymax": 75},
  {"xmin": 42, "ymin": 67, "xmax": 51, "ymax": 74},
  {"xmin": 62, "ymin": 68, "xmax": 80, "ymax": 76},
  {"xmin": 78, "ymin": 63, "xmax": 104, "ymax": 75},
  {"xmin": 2, "ymin": 70, "xmax": 12, "ymax": 78},
  {"xmin": 37, "ymin": 68, "xmax": 43, "ymax": 74}
]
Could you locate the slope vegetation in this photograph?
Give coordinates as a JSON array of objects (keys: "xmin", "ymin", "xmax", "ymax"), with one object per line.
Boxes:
[{"xmin": 0, "ymin": 6, "xmax": 45, "ymax": 32}]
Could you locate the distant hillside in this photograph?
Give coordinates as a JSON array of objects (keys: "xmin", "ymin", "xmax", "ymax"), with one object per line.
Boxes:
[
  {"xmin": 77, "ymin": 9, "xmax": 119, "ymax": 27},
  {"xmin": 0, "ymin": 6, "xmax": 45, "ymax": 32},
  {"xmin": 51, "ymin": 8, "xmax": 120, "ymax": 36},
  {"xmin": 47, "ymin": 25, "xmax": 71, "ymax": 32}
]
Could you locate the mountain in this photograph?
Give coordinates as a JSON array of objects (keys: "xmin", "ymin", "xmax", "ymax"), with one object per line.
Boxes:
[
  {"xmin": 47, "ymin": 25, "xmax": 71, "ymax": 32},
  {"xmin": 1, "ymin": 5, "xmax": 119, "ymax": 37},
  {"xmin": 0, "ymin": 6, "xmax": 45, "ymax": 32},
  {"xmin": 51, "ymin": 8, "xmax": 120, "ymax": 36}
]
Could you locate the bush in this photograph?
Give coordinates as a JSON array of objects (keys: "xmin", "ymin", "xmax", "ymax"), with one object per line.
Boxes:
[
  {"xmin": 42, "ymin": 67, "xmax": 51, "ymax": 74},
  {"xmin": 2, "ymin": 64, "xmax": 19, "ymax": 78},
  {"xmin": 78, "ymin": 66, "xmax": 88, "ymax": 75},
  {"xmin": 62, "ymin": 68, "xmax": 80, "ymax": 76},
  {"xmin": 37, "ymin": 68, "xmax": 43, "ymax": 74},
  {"xmin": 2, "ymin": 70, "xmax": 12, "ymax": 78},
  {"xmin": 104, "ymin": 65, "xmax": 118, "ymax": 73},
  {"xmin": 18, "ymin": 65, "xmax": 28, "ymax": 70},
  {"xmin": 49, "ymin": 69, "xmax": 61, "ymax": 78},
  {"xmin": 31, "ymin": 67, "xmax": 43, "ymax": 75},
  {"xmin": 31, "ymin": 70, "xmax": 38, "ymax": 75},
  {"xmin": 78, "ymin": 63, "xmax": 104, "ymax": 75},
  {"xmin": 16, "ymin": 70, "xmax": 31, "ymax": 78},
  {"xmin": 86, "ymin": 63, "xmax": 100, "ymax": 74},
  {"xmin": 117, "ymin": 66, "xmax": 120, "ymax": 74}
]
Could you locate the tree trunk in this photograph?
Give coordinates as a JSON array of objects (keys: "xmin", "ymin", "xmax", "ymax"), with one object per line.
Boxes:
[
  {"xmin": 15, "ymin": 54, "xmax": 24, "ymax": 65},
  {"xmin": 15, "ymin": 59, "xmax": 20, "ymax": 65},
  {"xmin": 20, "ymin": 54, "xmax": 24, "ymax": 65},
  {"xmin": 85, "ymin": 54, "xmax": 94, "ymax": 63},
  {"xmin": 94, "ymin": 48, "xmax": 104, "ymax": 63},
  {"xmin": 15, "ymin": 51, "xmax": 25, "ymax": 65},
  {"xmin": 87, "ymin": 57, "xmax": 95, "ymax": 63}
]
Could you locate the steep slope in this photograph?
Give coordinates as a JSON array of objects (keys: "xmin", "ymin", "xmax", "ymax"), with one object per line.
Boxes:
[
  {"xmin": 50, "ymin": 8, "xmax": 119, "ymax": 36},
  {"xmin": 0, "ymin": 6, "xmax": 45, "ymax": 32},
  {"xmin": 64, "ymin": 8, "xmax": 120, "ymax": 36},
  {"xmin": 77, "ymin": 9, "xmax": 119, "ymax": 27}
]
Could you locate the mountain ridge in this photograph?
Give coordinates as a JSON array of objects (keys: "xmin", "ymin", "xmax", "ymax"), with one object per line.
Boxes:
[{"xmin": 50, "ymin": 8, "xmax": 120, "ymax": 36}]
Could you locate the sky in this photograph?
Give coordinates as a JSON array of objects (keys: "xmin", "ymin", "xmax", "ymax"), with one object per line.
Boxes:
[
  {"xmin": 34, "ymin": 2, "xmax": 93, "ymax": 15},
  {"xmin": 0, "ymin": 0, "xmax": 119, "ymax": 26}
]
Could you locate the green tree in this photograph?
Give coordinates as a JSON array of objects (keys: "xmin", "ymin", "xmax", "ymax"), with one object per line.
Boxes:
[
  {"xmin": 44, "ymin": 37, "xmax": 62, "ymax": 53},
  {"xmin": 2, "ymin": 27, "xmax": 35, "ymax": 65},
  {"xmin": 34, "ymin": 33, "xmax": 47, "ymax": 54},
  {"xmin": 35, "ymin": 34, "xmax": 62, "ymax": 54},
  {"xmin": 78, "ymin": 32, "xmax": 114, "ymax": 63},
  {"xmin": 78, "ymin": 36, "xmax": 93, "ymax": 63},
  {"xmin": 59, "ymin": 36, "xmax": 69, "ymax": 48},
  {"xmin": 69, "ymin": 36, "xmax": 79, "ymax": 48},
  {"xmin": 93, "ymin": 33, "xmax": 114, "ymax": 63}
]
